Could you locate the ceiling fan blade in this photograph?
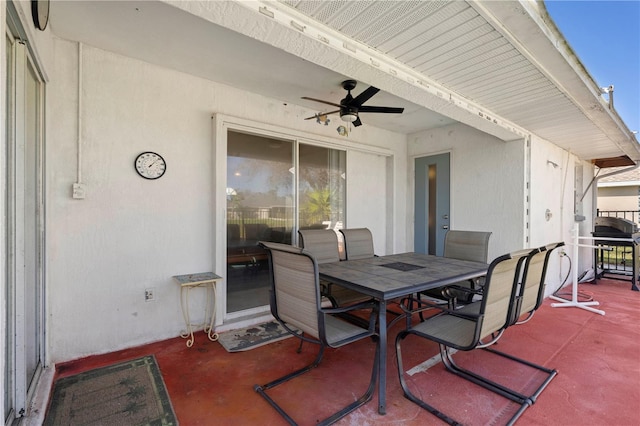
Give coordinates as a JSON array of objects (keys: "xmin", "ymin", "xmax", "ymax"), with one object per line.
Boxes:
[
  {"xmin": 358, "ymin": 106, "xmax": 405, "ymax": 114},
  {"xmin": 301, "ymin": 97, "xmax": 342, "ymax": 108},
  {"xmin": 353, "ymin": 116, "xmax": 363, "ymax": 127},
  {"xmin": 304, "ymin": 110, "xmax": 340, "ymax": 120},
  {"xmin": 350, "ymin": 86, "xmax": 380, "ymax": 107}
]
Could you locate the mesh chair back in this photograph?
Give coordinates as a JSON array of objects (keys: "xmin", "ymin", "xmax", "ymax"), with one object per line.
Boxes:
[
  {"xmin": 518, "ymin": 242, "xmax": 565, "ymax": 316},
  {"xmin": 444, "ymin": 230, "xmax": 492, "ymax": 263},
  {"xmin": 479, "ymin": 249, "xmax": 530, "ymax": 339},
  {"xmin": 260, "ymin": 242, "xmax": 321, "ymax": 339},
  {"xmin": 518, "ymin": 249, "xmax": 547, "ymax": 315},
  {"xmin": 298, "ymin": 229, "xmax": 340, "ymax": 264},
  {"xmin": 340, "ymin": 228, "xmax": 375, "ymax": 260}
]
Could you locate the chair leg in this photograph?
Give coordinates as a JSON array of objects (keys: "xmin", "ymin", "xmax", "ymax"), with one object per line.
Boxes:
[
  {"xmin": 386, "ymin": 309, "xmax": 408, "ymax": 329},
  {"xmin": 441, "ymin": 343, "xmax": 557, "ymax": 419},
  {"xmin": 318, "ymin": 336, "xmax": 380, "ymax": 426},
  {"xmin": 255, "ymin": 343, "xmax": 325, "ymax": 393},
  {"xmin": 482, "ymin": 346, "xmax": 558, "ymax": 404},
  {"xmin": 278, "ymin": 322, "xmax": 306, "ymax": 353},
  {"xmin": 440, "ymin": 345, "xmax": 531, "ymax": 405},
  {"xmin": 397, "ymin": 333, "xmax": 539, "ymax": 426},
  {"xmin": 416, "ymin": 294, "xmax": 428, "ymax": 322},
  {"xmin": 254, "ymin": 345, "xmax": 324, "ymax": 425},
  {"xmin": 255, "ymin": 337, "xmax": 380, "ymax": 426},
  {"xmin": 515, "ymin": 311, "xmax": 535, "ymax": 325},
  {"xmin": 395, "ymin": 331, "xmax": 462, "ymax": 426}
]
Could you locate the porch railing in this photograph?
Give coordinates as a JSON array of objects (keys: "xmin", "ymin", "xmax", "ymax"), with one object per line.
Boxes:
[
  {"xmin": 597, "ymin": 209, "xmax": 640, "ymax": 224},
  {"xmin": 227, "ymin": 207, "xmax": 329, "ymax": 240},
  {"xmin": 595, "ymin": 210, "xmax": 640, "ymax": 281}
]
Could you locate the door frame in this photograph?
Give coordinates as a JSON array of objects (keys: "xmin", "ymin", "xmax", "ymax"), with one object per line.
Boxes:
[
  {"xmin": 212, "ymin": 114, "xmax": 392, "ymax": 329},
  {"xmin": 4, "ymin": 7, "xmax": 47, "ymax": 422}
]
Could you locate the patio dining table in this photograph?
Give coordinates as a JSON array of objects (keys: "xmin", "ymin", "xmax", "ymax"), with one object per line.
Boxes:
[{"xmin": 319, "ymin": 252, "xmax": 488, "ymax": 415}]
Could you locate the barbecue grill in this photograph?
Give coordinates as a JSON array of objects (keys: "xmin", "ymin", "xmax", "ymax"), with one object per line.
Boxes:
[{"xmin": 592, "ymin": 216, "xmax": 640, "ymax": 291}]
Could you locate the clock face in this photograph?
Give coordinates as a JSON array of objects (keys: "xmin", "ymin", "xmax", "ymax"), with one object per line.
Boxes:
[
  {"xmin": 135, "ymin": 152, "xmax": 166, "ymax": 180},
  {"xmin": 32, "ymin": 0, "xmax": 50, "ymax": 31}
]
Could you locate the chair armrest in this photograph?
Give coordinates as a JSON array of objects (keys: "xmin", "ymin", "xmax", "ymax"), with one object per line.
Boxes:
[
  {"xmin": 405, "ymin": 296, "xmax": 440, "ymax": 309},
  {"xmin": 399, "ymin": 299, "xmax": 482, "ymax": 326},
  {"xmin": 321, "ymin": 300, "xmax": 377, "ymax": 315},
  {"xmin": 442, "ymin": 285, "xmax": 483, "ymax": 298},
  {"xmin": 420, "ymin": 303, "xmax": 483, "ymax": 322},
  {"xmin": 399, "ymin": 296, "xmax": 444, "ymax": 315},
  {"xmin": 443, "ymin": 308, "xmax": 483, "ymax": 322}
]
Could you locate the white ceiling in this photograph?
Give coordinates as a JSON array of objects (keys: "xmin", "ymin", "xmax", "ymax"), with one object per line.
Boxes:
[
  {"xmin": 49, "ymin": 0, "xmax": 454, "ymax": 134},
  {"xmin": 48, "ymin": 0, "xmax": 640, "ymax": 163}
]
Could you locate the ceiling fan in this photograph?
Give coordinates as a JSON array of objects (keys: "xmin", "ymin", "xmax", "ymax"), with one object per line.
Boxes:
[{"xmin": 302, "ymin": 80, "xmax": 404, "ymax": 127}]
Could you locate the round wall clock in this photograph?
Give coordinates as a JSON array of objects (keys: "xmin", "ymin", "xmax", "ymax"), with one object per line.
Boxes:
[
  {"xmin": 31, "ymin": 0, "xmax": 50, "ymax": 31},
  {"xmin": 135, "ymin": 152, "xmax": 166, "ymax": 180}
]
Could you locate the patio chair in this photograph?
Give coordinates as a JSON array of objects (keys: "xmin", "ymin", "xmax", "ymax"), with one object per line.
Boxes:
[
  {"xmin": 340, "ymin": 227, "xmax": 408, "ymax": 327},
  {"xmin": 412, "ymin": 230, "xmax": 492, "ymax": 318},
  {"xmin": 339, "ymin": 228, "xmax": 376, "ymax": 260},
  {"xmin": 511, "ymin": 242, "xmax": 565, "ymax": 325},
  {"xmin": 254, "ymin": 241, "xmax": 379, "ymax": 426},
  {"xmin": 298, "ymin": 229, "xmax": 371, "ymax": 307},
  {"xmin": 396, "ymin": 248, "xmax": 557, "ymax": 425}
]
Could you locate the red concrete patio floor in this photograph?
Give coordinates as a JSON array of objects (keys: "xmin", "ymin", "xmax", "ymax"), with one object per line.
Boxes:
[{"xmin": 45, "ymin": 277, "xmax": 639, "ymax": 425}]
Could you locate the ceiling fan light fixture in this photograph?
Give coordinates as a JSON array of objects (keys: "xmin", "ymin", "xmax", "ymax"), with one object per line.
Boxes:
[
  {"xmin": 341, "ymin": 112, "xmax": 358, "ymax": 123},
  {"xmin": 303, "ymin": 80, "xmax": 403, "ymax": 128}
]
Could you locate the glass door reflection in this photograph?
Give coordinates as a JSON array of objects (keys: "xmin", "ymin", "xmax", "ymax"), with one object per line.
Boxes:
[
  {"xmin": 226, "ymin": 131, "xmax": 294, "ymax": 313},
  {"xmin": 226, "ymin": 132, "xmax": 346, "ymax": 314}
]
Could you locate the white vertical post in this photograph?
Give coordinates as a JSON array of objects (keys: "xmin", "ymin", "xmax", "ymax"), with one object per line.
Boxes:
[{"xmin": 550, "ymin": 223, "xmax": 605, "ymax": 315}]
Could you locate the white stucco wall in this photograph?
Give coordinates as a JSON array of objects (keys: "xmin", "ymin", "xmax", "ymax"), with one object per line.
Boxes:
[
  {"xmin": 407, "ymin": 123, "xmax": 526, "ymax": 261},
  {"xmin": 46, "ymin": 40, "xmax": 407, "ymax": 363},
  {"xmin": 528, "ymin": 135, "xmax": 593, "ymax": 296},
  {"xmin": 346, "ymin": 150, "xmax": 392, "ymax": 255}
]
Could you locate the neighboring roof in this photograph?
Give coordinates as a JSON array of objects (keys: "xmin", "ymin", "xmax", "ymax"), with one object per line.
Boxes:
[
  {"xmin": 50, "ymin": 0, "xmax": 640, "ymax": 163},
  {"xmin": 598, "ymin": 166, "xmax": 640, "ymax": 186}
]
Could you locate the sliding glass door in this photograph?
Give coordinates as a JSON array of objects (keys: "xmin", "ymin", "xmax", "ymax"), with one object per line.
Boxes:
[
  {"xmin": 226, "ymin": 132, "xmax": 294, "ymax": 313},
  {"xmin": 298, "ymin": 144, "xmax": 346, "ymax": 231},
  {"xmin": 226, "ymin": 130, "xmax": 345, "ymax": 314}
]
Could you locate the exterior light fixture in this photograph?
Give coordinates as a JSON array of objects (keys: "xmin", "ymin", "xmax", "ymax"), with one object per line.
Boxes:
[
  {"xmin": 316, "ymin": 114, "xmax": 330, "ymax": 125},
  {"xmin": 341, "ymin": 112, "xmax": 358, "ymax": 122},
  {"xmin": 337, "ymin": 125, "xmax": 348, "ymax": 137}
]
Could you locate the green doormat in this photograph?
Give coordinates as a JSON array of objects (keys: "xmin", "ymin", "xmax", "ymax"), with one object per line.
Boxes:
[
  {"xmin": 44, "ymin": 355, "xmax": 177, "ymax": 426},
  {"xmin": 218, "ymin": 320, "xmax": 299, "ymax": 352}
]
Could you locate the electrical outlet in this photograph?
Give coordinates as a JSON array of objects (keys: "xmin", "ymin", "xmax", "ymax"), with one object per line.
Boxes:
[
  {"xmin": 145, "ymin": 288, "xmax": 155, "ymax": 302},
  {"xmin": 559, "ymin": 250, "xmax": 567, "ymax": 257},
  {"xmin": 72, "ymin": 183, "xmax": 86, "ymax": 199}
]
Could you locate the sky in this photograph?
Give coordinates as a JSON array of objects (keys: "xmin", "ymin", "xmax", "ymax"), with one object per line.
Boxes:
[{"xmin": 544, "ymin": 0, "xmax": 640, "ymax": 139}]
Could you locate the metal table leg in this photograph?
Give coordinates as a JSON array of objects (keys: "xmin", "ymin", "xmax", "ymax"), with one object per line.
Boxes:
[{"xmin": 378, "ymin": 299, "xmax": 387, "ymax": 414}]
